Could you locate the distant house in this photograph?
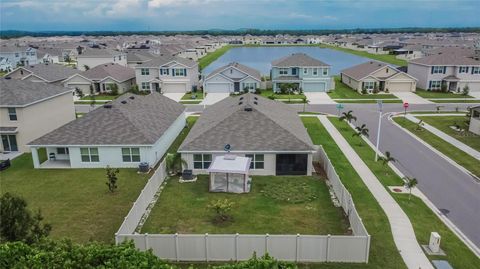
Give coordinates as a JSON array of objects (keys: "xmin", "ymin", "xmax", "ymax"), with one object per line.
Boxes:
[
  {"xmin": 203, "ymin": 62, "xmax": 261, "ymax": 93},
  {"xmin": 271, "ymin": 53, "xmax": 334, "ymax": 92},
  {"xmin": 0, "ymin": 78, "xmax": 75, "ymax": 154},
  {"xmin": 6, "ymin": 63, "xmax": 80, "ymax": 84},
  {"xmin": 408, "ymin": 48, "xmax": 480, "ymax": 92},
  {"xmin": 0, "ymin": 57, "xmax": 13, "ymax": 72},
  {"xmin": 135, "ymin": 56, "xmax": 199, "ymax": 93},
  {"xmin": 341, "ymin": 61, "xmax": 417, "ymax": 93},
  {"xmin": 0, "ymin": 46, "xmax": 38, "ymax": 67},
  {"xmin": 76, "ymin": 48, "xmax": 127, "ymax": 71},
  {"xmin": 29, "ymin": 93, "xmax": 186, "ymax": 169},
  {"xmin": 125, "ymin": 49, "xmax": 159, "ymax": 68},
  {"xmin": 469, "ymin": 105, "xmax": 480, "ymax": 135},
  {"xmin": 178, "ymin": 93, "xmax": 315, "ymax": 176},
  {"xmin": 63, "ymin": 63, "xmax": 135, "ymax": 95}
]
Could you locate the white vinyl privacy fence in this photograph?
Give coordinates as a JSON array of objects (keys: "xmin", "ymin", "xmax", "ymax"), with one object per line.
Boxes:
[{"xmin": 116, "ymin": 147, "xmax": 370, "ymax": 263}]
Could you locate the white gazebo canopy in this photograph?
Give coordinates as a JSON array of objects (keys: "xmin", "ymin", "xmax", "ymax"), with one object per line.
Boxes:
[{"xmin": 207, "ymin": 155, "xmax": 252, "ymax": 193}]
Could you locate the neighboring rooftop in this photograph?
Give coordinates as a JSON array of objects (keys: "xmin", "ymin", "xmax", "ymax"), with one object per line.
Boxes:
[
  {"xmin": 29, "ymin": 93, "xmax": 185, "ymax": 146},
  {"xmin": 11, "ymin": 63, "xmax": 80, "ymax": 82},
  {"xmin": 0, "ymin": 78, "xmax": 72, "ymax": 107},
  {"xmin": 79, "ymin": 63, "xmax": 135, "ymax": 82},
  {"xmin": 179, "ymin": 93, "xmax": 314, "ymax": 152},
  {"xmin": 272, "ymin": 53, "xmax": 329, "ymax": 67},
  {"xmin": 341, "ymin": 61, "xmax": 390, "ymax": 80},
  {"xmin": 206, "ymin": 62, "xmax": 261, "ymax": 80},
  {"xmin": 136, "ymin": 55, "xmax": 197, "ymax": 68},
  {"xmin": 77, "ymin": 48, "xmax": 123, "ymax": 58},
  {"xmin": 410, "ymin": 52, "xmax": 480, "ymax": 66}
]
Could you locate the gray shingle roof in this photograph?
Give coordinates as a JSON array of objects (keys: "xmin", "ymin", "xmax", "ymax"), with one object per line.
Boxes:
[
  {"xmin": 179, "ymin": 93, "xmax": 314, "ymax": 152},
  {"xmin": 136, "ymin": 55, "xmax": 196, "ymax": 68},
  {"xmin": 29, "ymin": 93, "xmax": 185, "ymax": 146},
  {"xmin": 77, "ymin": 48, "xmax": 123, "ymax": 58},
  {"xmin": 410, "ymin": 53, "xmax": 480, "ymax": 66},
  {"xmin": 79, "ymin": 63, "xmax": 135, "ymax": 82},
  {"xmin": 0, "ymin": 78, "xmax": 72, "ymax": 107},
  {"xmin": 205, "ymin": 62, "xmax": 261, "ymax": 81},
  {"xmin": 272, "ymin": 53, "xmax": 329, "ymax": 67},
  {"xmin": 17, "ymin": 63, "xmax": 80, "ymax": 82},
  {"xmin": 341, "ymin": 61, "xmax": 389, "ymax": 80}
]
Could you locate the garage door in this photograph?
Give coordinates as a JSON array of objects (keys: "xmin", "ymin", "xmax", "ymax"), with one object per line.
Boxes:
[
  {"xmin": 303, "ymin": 82, "xmax": 326, "ymax": 92},
  {"xmin": 389, "ymin": 82, "xmax": 413, "ymax": 92},
  {"xmin": 163, "ymin": 83, "xmax": 187, "ymax": 93},
  {"xmin": 206, "ymin": 83, "xmax": 231, "ymax": 93}
]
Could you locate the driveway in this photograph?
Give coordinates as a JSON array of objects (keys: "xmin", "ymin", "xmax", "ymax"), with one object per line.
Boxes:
[
  {"xmin": 163, "ymin": 93, "xmax": 184, "ymax": 102},
  {"xmin": 469, "ymin": 91, "xmax": 480, "ymax": 99},
  {"xmin": 304, "ymin": 92, "xmax": 336, "ymax": 104},
  {"xmin": 392, "ymin": 92, "xmax": 433, "ymax": 104},
  {"xmin": 200, "ymin": 93, "xmax": 229, "ymax": 105}
]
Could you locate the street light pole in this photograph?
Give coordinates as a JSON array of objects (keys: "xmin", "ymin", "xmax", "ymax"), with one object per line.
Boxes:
[{"xmin": 375, "ymin": 100, "xmax": 383, "ymax": 162}]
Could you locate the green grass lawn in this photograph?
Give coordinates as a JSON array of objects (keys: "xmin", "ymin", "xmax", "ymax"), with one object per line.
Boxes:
[
  {"xmin": 199, "ymin": 45, "xmax": 232, "ymax": 70},
  {"xmin": 416, "ymin": 116, "xmax": 480, "ymax": 151},
  {"xmin": 167, "ymin": 117, "xmax": 198, "ymax": 155},
  {"xmin": 336, "ymin": 99, "xmax": 403, "ymax": 104},
  {"xmin": 258, "ymin": 89, "xmax": 306, "ymax": 99},
  {"xmin": 394, "ymin": 117, "xmax": 480, "ymax": 178},
  {"xmin": 319, "ymin": 44, "xmax": 407, "ymax": 66},
  {"xmin": 329, "ymin": 117, "xmax": 479, "ymax": 269},
  {"xmin": 179, "ymin": 100, "xmax": 202, "ymax": 104},
  {"xmin": 328, "ymin": 77, "xmax": 398, "ymax": 100},
  {"xmin": 75, "ymin": 113, "xmax": 85, "ymax": 118},
  {"xmin": 301, "ymin": 117, "xmax": 406, "ymax": 269},
  {"xmin": 181, "ymin": 91, "xmax": 204, "ymax": 100},
  {"xmin": 414, "ymin": 89, "xmax": 471, "ymax": 99},
  {"xmin": 0, "ymin": 153, "xmax": 149, "ymax": 243},
  {"xmin": 142, "ymin": 175, "xmax": 348, "ymax": 235},
  {"xmin": 80, "ymin": 94, "xmax": 119, "ymax": 101},
  {"xmin": 431, "ymin": 99, "xmax": 480, "ymax": 103}
]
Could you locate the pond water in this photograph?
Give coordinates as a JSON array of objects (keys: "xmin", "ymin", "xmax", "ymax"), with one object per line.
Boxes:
[{"xmin": 203, "ymin": 46, "xmax": 374, "ymax": 76}]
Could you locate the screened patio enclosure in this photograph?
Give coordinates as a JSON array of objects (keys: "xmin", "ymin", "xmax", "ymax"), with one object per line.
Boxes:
[{"xmin": 207, "ymin": 155, "xmax": 252, "ymax": 193}]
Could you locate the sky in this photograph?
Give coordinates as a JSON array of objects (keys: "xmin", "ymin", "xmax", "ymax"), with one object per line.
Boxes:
[{"xmin": 1, "ymin": 0, "xmax": 479, "ymax": 31}]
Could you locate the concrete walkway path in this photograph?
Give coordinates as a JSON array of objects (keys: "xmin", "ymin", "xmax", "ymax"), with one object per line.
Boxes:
[
  {"xmin": 318, "ymin": 115, "xmax": 433, "ymax": 269},
  {"xmin": 405, "ymin": 114, "xmax": 480, "ymax": 160},
  {"xmin": 393, "ymin": 92, "xmax": 433, "ymax": 104},
  {"xmin": 163, "ymin": 93, "xmax": 184, "ymax": 102},
  {"xmin": 469, "ymin": 91, "xmax": 480, "ymax": 99},
  {"xmin": 304, "ymin": 92, "xmax": 336, "ymax": 104},
  {"xmin": 200, "ymin": 93, "xmax": 229, "ymax": 105}
]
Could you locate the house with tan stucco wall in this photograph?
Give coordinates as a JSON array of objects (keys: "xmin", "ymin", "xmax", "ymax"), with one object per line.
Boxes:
[{"xmin": 0, "ymin": 78, "xmax": 75, "ymax": 156}]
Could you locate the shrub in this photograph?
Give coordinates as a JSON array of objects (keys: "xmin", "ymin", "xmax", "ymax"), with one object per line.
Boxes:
[
  {"xmin": 361, "ymin": 87, "xmax": 368, "ymax": 94},
  {"xmin": 208, "ymin": 199, "xmax": 234, "ymax": 223},
  {"xmin": 106, "ymin": 166, "xmax": 119, "ymax": 193},
  {"xmin": 109, "ymin": 84, "xmax": 119, "ymax": 95}
]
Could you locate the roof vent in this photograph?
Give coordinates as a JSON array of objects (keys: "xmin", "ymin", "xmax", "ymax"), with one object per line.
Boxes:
[
  {"xmin": 121, "ymin": 100, "xmax": 127, "ymax": 104},
  {"xmin": 129, "ymin": 96, "xmax": 135, "ymax": 100},
  {"xmin": 103, "ymin": 104, "xmax": 113, "ymax": 109},
  {"xmin": 254, "ymin": 101, "xmax": 258, "ymax": 105},
  {"xmin": 239, "ymin": 97, "xmax": 244, "ymax": 100},
  {"xmin": 238, "ymin": 102, "xmax": 243, "ymax": 105},
  {"xmin": 4, "ymin": 77, "xmax": 11, "ymax": 80},
  {"xmin": 254, "ymin": 97, "xmax": 258, "ymax": 100},
  {"xmin": 244, "ymin": 105, "xmax": 252, "ymax": 112}
]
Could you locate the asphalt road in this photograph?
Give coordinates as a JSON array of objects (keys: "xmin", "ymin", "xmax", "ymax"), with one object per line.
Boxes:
[{"xmin": 77, "ymin": 102, "xmax": 480, "ymax": 248}]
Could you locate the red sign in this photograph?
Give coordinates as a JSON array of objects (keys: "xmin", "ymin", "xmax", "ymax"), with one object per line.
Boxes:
[{"xmin": 403, "ymin": 102, "xmax": 409, "ymax": 108}]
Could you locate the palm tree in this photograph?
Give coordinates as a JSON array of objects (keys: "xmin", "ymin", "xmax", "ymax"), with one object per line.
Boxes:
[
  {"xmin": 404, "ymin": 176, "xmax": 418, "ymax": 201},
  {"xmin": 339, "ymin": 110, "xmax": 357, "ymax": 123},
  {"xmin": 415, "ymin": 120, "xmax": 424, "ymax": 131},
  {"xmin": 165, "ymin": 153, "xmax": 187, "ymax": 176},
  {"xmin": 378, "ymin": 151, "xmax": 396, "ymax": 175},
  {"xmin": 353, "ymin": 123, "xmax": 369, "ymax": 138}
]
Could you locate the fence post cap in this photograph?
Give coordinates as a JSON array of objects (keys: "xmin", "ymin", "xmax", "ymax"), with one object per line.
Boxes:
[
  {"xmin": 297, "ymin": 233, "xmax": 300, "ymax": 237},
  {"xmin": 235, "ymin": 233, "xmax": 239, "ymax": 236},
  {"xmin": 266, "ymin": 233, "xmax": 269, "ymax": 237},
  {"xmin": 205, "ymin": 233, "xmax": 208, "ymax": 236}
]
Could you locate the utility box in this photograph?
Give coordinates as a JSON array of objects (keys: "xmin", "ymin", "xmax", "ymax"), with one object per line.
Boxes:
[{"xmin": 429, "ymin": 232, "xmax": 441, "ymax": 253}]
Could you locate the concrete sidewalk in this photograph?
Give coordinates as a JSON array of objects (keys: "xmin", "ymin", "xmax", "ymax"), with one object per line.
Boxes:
[
  {"xmin": 393, "ymin": 92, "xmax": 433, "ymax": 104},
  {"xmin": 406, "ymin": 114, "xmax": 480, "ymax": 160},
  {"xmin": 318, "ymin": 115, "xmax": 433, "ymax": 269}
]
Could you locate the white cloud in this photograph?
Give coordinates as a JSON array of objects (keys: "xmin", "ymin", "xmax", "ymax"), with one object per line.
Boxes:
[{"xmin": 147, "ymin": 0, "xmax": 215, "ymax": 8}]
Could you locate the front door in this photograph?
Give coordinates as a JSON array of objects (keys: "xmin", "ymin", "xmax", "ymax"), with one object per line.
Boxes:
[
  {"xmin": 1, "ymin": 135, "xmax": 18, "ymax": 152},
  {"xmin": 449, "ymin": 82, "xmax": 457, "ymax": 92},
  {"xmin": 379, "ymin": 81, "xmax": 385, "ymax": 91},
  {"xmin": 234, "ymin": 82, "xmax": 240, "ymax": 92}
]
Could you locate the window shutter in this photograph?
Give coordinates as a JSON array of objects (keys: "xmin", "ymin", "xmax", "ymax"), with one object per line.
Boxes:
[
  {"xmin": 428, "ymin": 81, "xmax": 432, "ymax": 89},
  {"xmin": 431, "ymin": 66, "xmax": 434, "ymax": 74},
  {"xmin": 184, "ymin": 68, "xmax": 187, "ymax": 76},
  {"xmin": 172, "ymin": 69, "xmax": 175, "ymax": 76},
  {"xmin": 443, "ymin": 67, "xmax": 446, "ymax": 74}
]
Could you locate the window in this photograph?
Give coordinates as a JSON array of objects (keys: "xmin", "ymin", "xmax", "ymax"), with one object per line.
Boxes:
[
  {"xmin": 303, "ymin": 68, "xmax": 308, "ymax": 75},
  {"xmin": 160, "ymin": 68, "xmax": 169, "ymax": 75},
  {"xmin": 279, "ymin": 68, "xmax": 288, "ymax": 75},
  {"xmin": 472, "ymin": 67, "xmax": 480, "ymax": 74},
  {"xmin": 243, "ymin": 82, "xmax": 256, "ymax": 91},
  {"xmin": 174, "ymin": 68, "xmax": 186, "ymax": 76},
  {"xmin": 141, "ymin": 68, "xmax": 149, "ymax": 75},
  {"xmin": 8, "ymin": 108, "xmax": 17, "ymax": 121},
  {"xmin": 313, "ymin": 68, "xmax": 318, "ymax": 76},
  {"xmin": 122, "ymin": 148, "xmax": 140, "ymax": 162},
  {"xmin": 459, "ymin": 66, "xmax": 469, "ymax": 73},
  {"xmin": 363, "ymin": 81, "xmax": 375, "ymax": 90},
  {"xmin": 57, "ymin": 148, "xmax": 69, "ymax": 155},
  {"xmin": 246, "ymin": 154, "xmax": 264, "ymax": 169},
  {"xmin": 193, "ymin": 154, "xmax": 212, "ymax": 169},
  {"xmin": 15, "ymin": 53, "xmax": 19, "ymax": 57},
  {"xmin": 80, "ymin": 148, "xmax": 99, "ymax": 162},
  {"xmin": 429, "ymin": 80, "xmax": 442, "ymax": 90},
  {"xmin": 141, "ymin": 82, "xmax": 150, "ymax": 90},
  {"xmin": 323, "ymin": 68, "xmax": 328, "ymax": 76},
  {"xmin": 431, "ymin": 66, "xmax": 445, "ymax": 74},
  {"xmin": 118, "ymin": 56, "xmax": 122, "ymax": 60}
]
